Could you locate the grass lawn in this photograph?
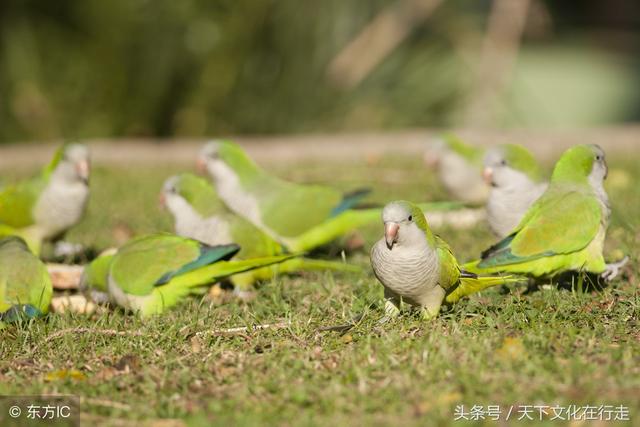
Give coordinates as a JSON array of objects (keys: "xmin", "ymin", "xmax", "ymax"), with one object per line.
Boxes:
[{"xmin": 0, "ymin": 149, "xmax": 638, "ymax": 426}]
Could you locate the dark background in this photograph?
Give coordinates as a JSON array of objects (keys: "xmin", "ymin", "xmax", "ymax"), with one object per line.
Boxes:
[{"xmin": 1, "ymin": 0, "xmax": 638, "ymax": 143}]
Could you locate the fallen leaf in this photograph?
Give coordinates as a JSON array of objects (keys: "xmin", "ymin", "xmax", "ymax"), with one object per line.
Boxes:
[
  {"xmin": 44, "ymin": 369, "xmax": 87, "ymax": 382},
  {"xmin": 496, "ymin": 336, "xmax": 526, "ymax": 361}
]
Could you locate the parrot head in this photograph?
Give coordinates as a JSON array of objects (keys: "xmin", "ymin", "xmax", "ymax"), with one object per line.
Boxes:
[
  {"xmin": 197, "ymin": 140, "xmax": 257, "ymax": 186},
  {"xmin": 160, "ymin": 175, "xmax": 181, "ymax": 210},
  {"xmin": 380, "ymin": 201, "xmax": 432, "ymax": 250},
  {"xmin": 439, "ymin": 134, "xmax": 483, "ymax": 164},
  {"xmin": 551, "ymin": 144, "xmax": 608, "ymax": 185},
  {"xmin": 483, "ymin": 143, "xmax": 543, "ymax": 187},
  {"xmin": 161, "ymin": 173, "xmax": 226, "ymax": 217},
  {"xmin": 79, "ymin": 248, "xmax": 116, "ymax": 294},
  {"xmin": 51, "ymin": 144, "xmax": 91, "ymax": 186}
]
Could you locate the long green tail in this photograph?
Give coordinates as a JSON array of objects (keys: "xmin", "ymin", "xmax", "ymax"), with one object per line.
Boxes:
[
  {"xmin": 230, "ymin": 257, "xmax": 361, "ymax": 290},
  {"xmin": 282, "ymin": 257, "xmax": 362, "ymax": 274},
  {"xmin": 287, "ymin": 201, "xmax": 464, "ymax": 252},
  {"xmin": 166, "ymin": 254, "xmax": 297, "ymax": 288},
  {"xmin": 142, "ymin": 254, "xmax": 298, "ymax": 316},
  {"xmin": 445, "ymin": 274, "xmax": 522, "ymax": 304}
]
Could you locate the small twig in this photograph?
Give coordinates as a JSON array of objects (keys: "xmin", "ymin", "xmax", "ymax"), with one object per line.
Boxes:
[
  {"xmin": 195, "ymin": 321, "xmax": 291, "ymax": 337},
  {"xmin": 318, "ymin": 313, "xmax": 366, "ymax": 334}
]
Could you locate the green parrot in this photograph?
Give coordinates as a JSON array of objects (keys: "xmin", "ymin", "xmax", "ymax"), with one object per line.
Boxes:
[
  {"xmin": 160, "ymin": 173, "xmax": 361, "ymax": 289},
  {"xmin": 425, "ymin": 134, "xmax": 488, "ymax": 204},
  {"xmin": 370, "ymin": 201, "xmax": 515, "ymax": 321},
  {"xmin": 94, "ymin": 233, "xmax": 294, "ymax": 316},
  {"xmin": 197, "ymin": 140, "xmax": 461, "ymax": 252},
  {"xmin": 483, "ymin": 144, "xmax": 547, "ymax": 237},
  {"xmin": 0, "ymin": 144, "xmax": 90, "ymax": 254},
  {"xmin": 0, "ymin": 236, "xmax": 53, "ymax": 322},
  {"xmin": 465, "ymin": 144, "xmax": 628, "ymax": 280}
]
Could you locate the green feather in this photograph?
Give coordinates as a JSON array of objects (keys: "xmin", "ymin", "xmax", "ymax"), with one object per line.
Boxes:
[
  {"xmin": 441, "ymin": 134, "xmax": 484, "ymax": 165},
  {"xmin": 80, "ymin": 252, "xmax": 115, "ymax": 294},
  {"xmin": 500, "ymin": 144, "xmax": 544, "ymax": 182},
  {"xmin": 155, "ymin": 243, "xmax": 240, "ymax": 285},
  {"xmin": 0, "ymin": 236, "xmax": 52, "ymax": 320},
  {"xmin": 175, "ymin": 173, "xmax": 227, "ymax": 218}
]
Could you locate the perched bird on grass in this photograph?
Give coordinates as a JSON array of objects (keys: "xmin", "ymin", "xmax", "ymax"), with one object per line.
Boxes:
[
  {"xmin": 160, "ymin": 173, "xmax": 361, "ymax": 289},
  {"xmin": 370, "ymin": 201, "xmax": 514, "ymax": 321},
  {"xmin": 83, "ymin": 233, "xmax": 295, "ymax": 316},
  {"xmin": 466, "ymin": 144, "xmax": 628, "ymax": 281},
  {"xmin": 0, "ymin": 144, "xmax": 90, "ymax": 254},
  {"xmin": 424, "ymin": 134, "xmax": 488, "ymax": 204},
  {"xmin": 198, "ymin": 140, "xmax": 460, "ymax": 252},
  {"xmin": 0, "ymin": 236, "xmax": 52, "ymax": 322},
  {"xmin": 483, "ymin": 144, "xmax": 547, "ymax": 237}
]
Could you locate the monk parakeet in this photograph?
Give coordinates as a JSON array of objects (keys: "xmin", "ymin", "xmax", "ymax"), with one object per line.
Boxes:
[
  {"xmin": 370, "ymin": 201, "xmax": 514, "ymax": 321},
  {"xmin": 483, "ymin": 144, "xmax": 547, "ymax": 237},
  {"xmin": 0, "ymin": 144, "xmax": 90, "ymax": 254},
  {"xmin": 0, "ymin": 236, "xmax": 53, "ymax": 322},
  {"xmin": 466, "ymin": 144, "xmax": 627, "ymax": 281},
  {"xmin": 197, "ymin": 140, "xmax": 460, "ymax": 252},
  {"xmin": 160, "ymin": 173, "xmax": 361, "ymax": 288},
  {"xmin": 425, "ymin": 134, "xmax": 488, "ymax": 204},
  {"xmin": 94, "ymin": 233, "xmax": 294, "ymax": 316}
]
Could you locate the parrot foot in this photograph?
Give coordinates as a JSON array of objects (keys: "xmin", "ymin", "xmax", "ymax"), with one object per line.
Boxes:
[
  {"xmin": 601, "ymin": 256, "xmax": 629, "ymax": 282},
  {"xmin": 419, "ymin": 307, "xmax": 439, "ymax": 321}
]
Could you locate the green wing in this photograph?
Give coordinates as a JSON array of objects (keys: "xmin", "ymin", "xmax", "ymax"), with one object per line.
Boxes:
[
  {"xmin": 0, "ymin": 179, "xmax": 45, "ymax": 227},
  {"xmin": 260, "ymin": 179, "xmax": 344, "ymax": 237},
  {"xmin": 435, "ymin": 236, "xmax": 461, "ymax": 290},
  {"xmin": 478, "ymin": 187, "xmax": 602, "ymax": 268},
  {"xmin": 0, "ymin": 237, "xmax": 52, "ymax": 317},
  {"xmin": 110, "ymin": 234, "xmax": 239, "ymax": 296},
  {"xmin": 229, "ymin": 216, "xmax": 284, "ymax": 258},
  {"xmin": 0, "ymin": 146, "xmax": 63, "ymax": 228}
]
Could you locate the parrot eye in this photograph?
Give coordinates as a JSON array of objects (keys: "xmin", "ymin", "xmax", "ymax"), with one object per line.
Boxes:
[
  {"xmin": 595, "ymin": 155, "xmax": 602, "ymax": 161},
  {"xmin": 500, "ymin": 159, "xmax": 507, "ymax": 166},
  {"xmin": 408, "ymin": 215, "xmax": 413, "ymax": 221}
]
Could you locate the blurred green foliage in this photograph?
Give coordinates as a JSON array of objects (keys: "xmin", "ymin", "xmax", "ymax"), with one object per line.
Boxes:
[{"xmin": 0, "ymin": 0, "xmax": 638, "ymax": 142}]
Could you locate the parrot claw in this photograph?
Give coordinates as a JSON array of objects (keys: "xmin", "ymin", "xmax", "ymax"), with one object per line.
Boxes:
[
  {"xmin": 419, "ymin": 307, "xmax": 439, "ymax": 321},
  {"xmin": 601, "ymin": 256, "xmax": 629, "ymax": 282}
]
